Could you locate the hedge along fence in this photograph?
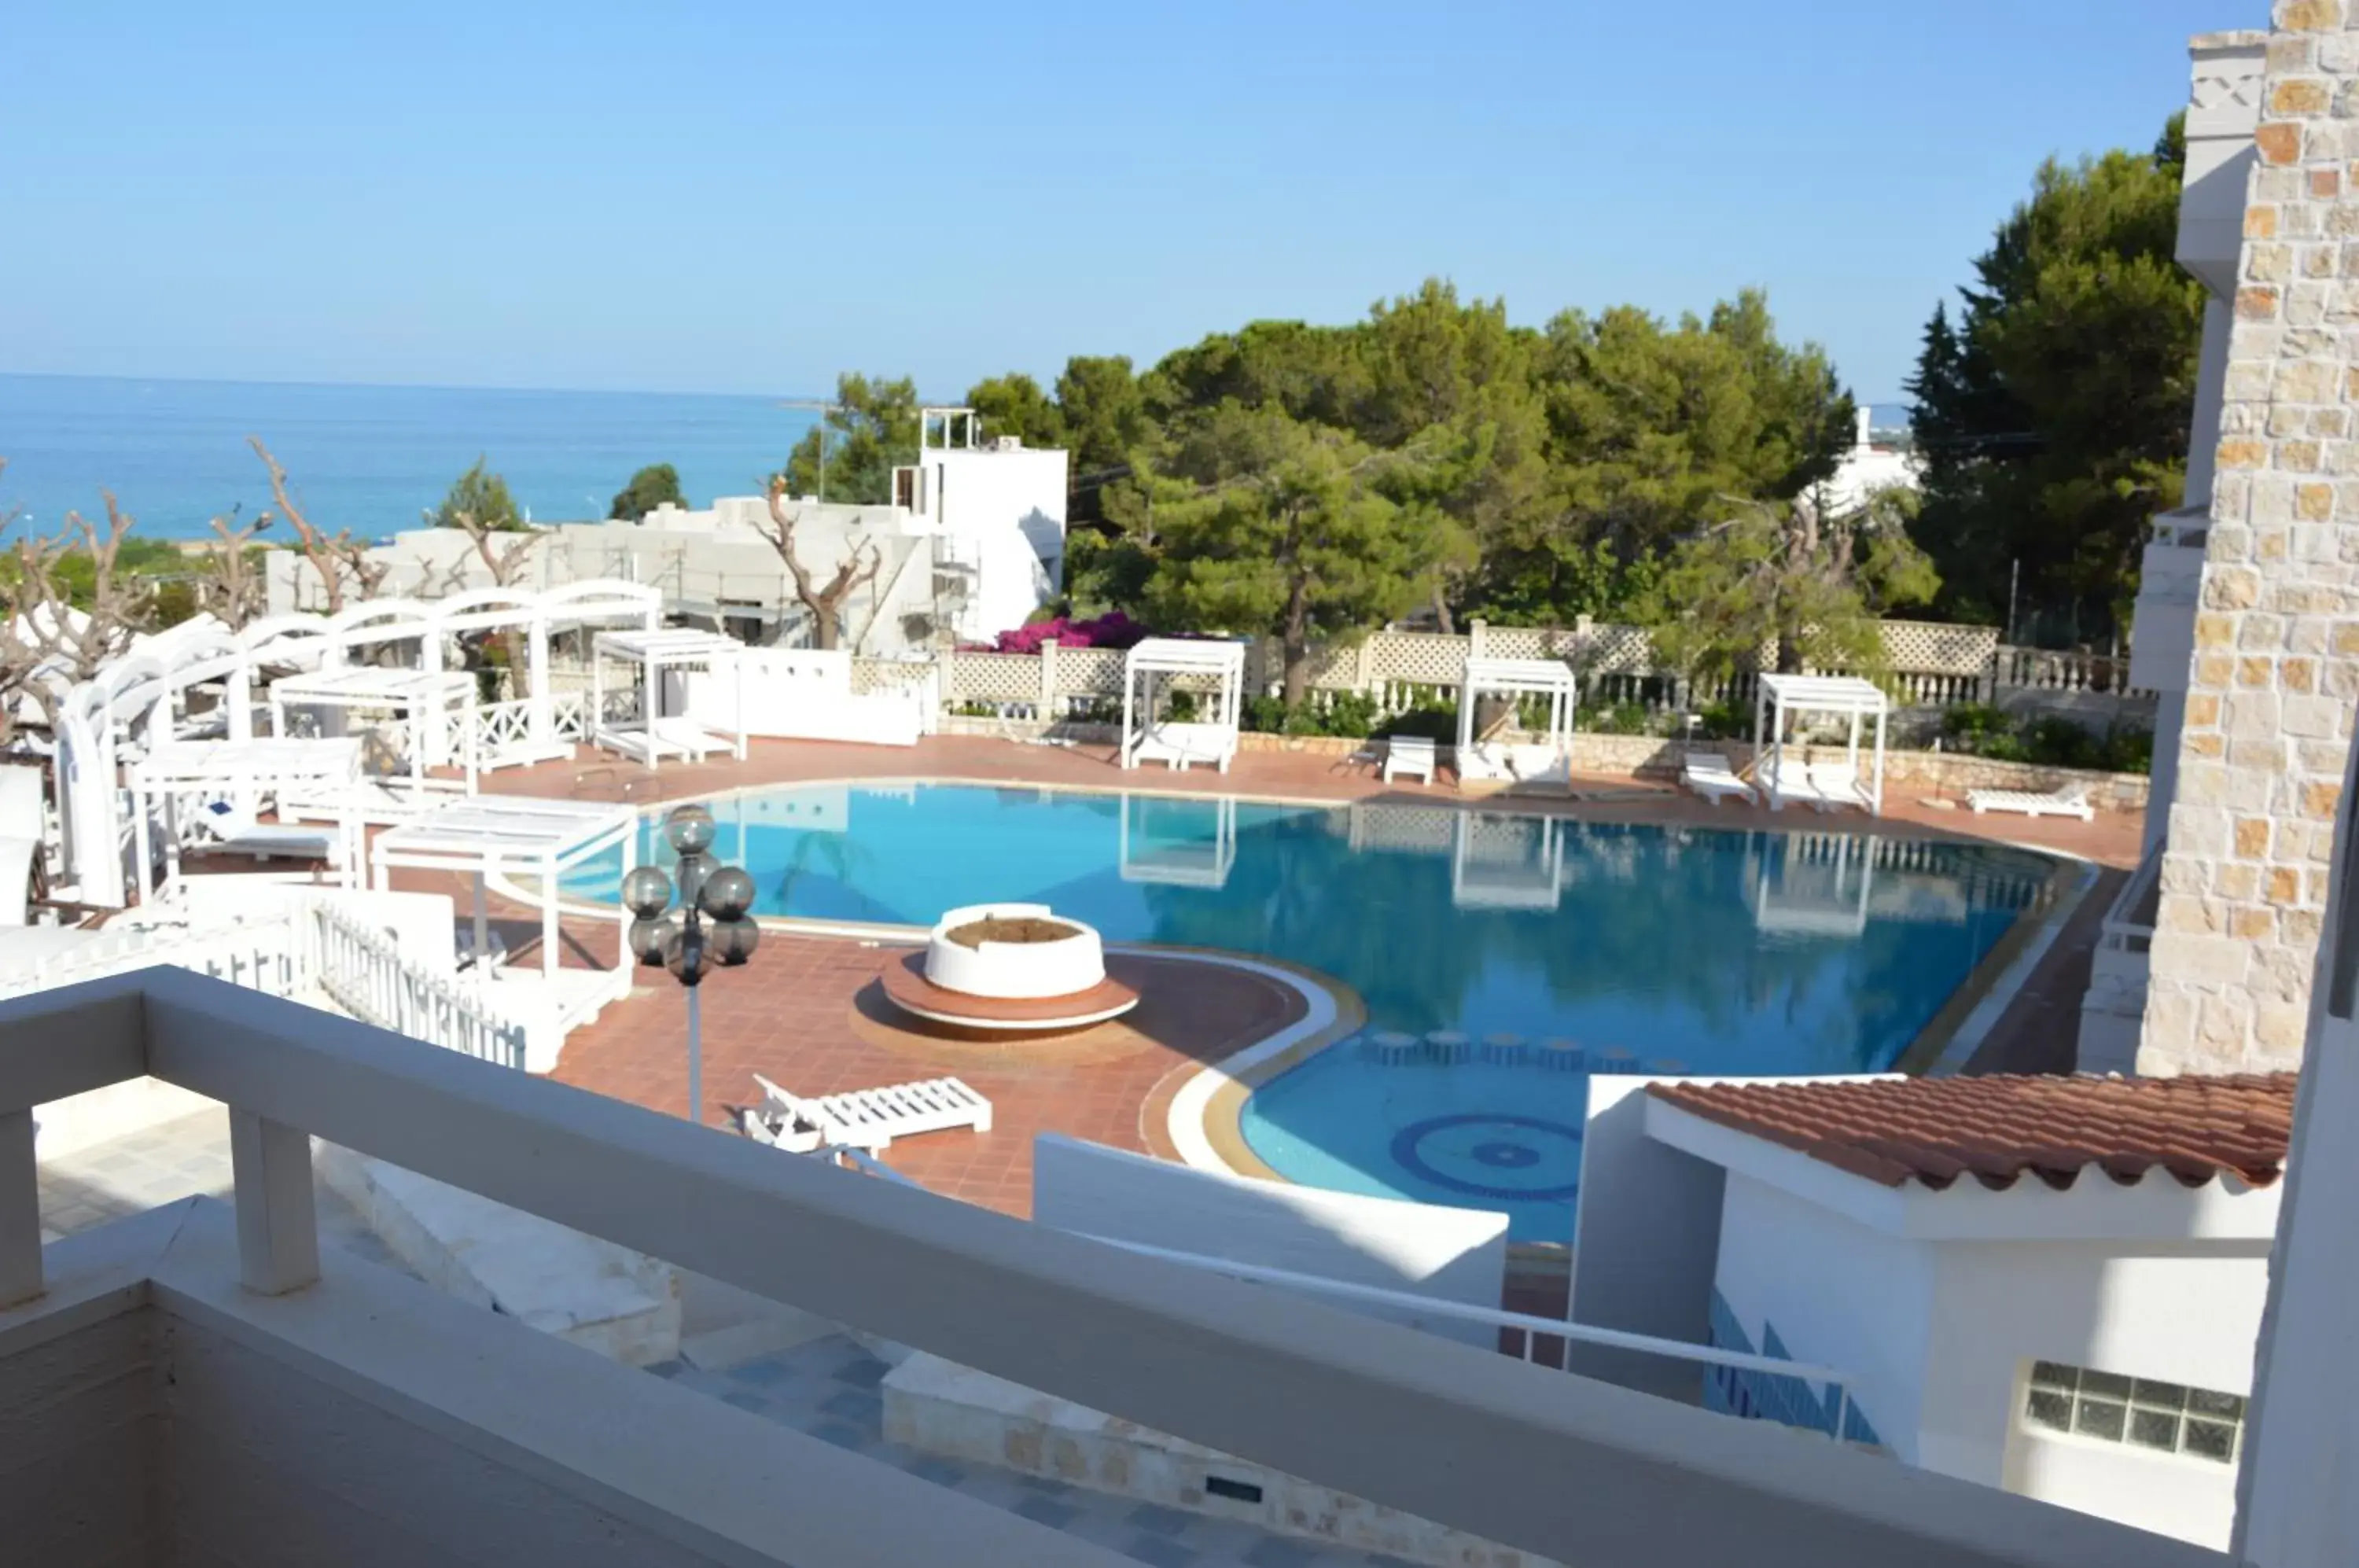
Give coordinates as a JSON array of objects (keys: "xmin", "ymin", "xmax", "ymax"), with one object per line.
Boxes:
[{"xmin": 869, "ymin": 618, "xmax": 2154, "ymax": 734}]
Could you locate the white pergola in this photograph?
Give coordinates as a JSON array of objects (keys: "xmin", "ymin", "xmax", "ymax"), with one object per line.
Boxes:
[
  {"xmin": 267, "ymin": 668, "xmax": 480, "ymax": 820},
  {"xmin": 370, "ymin": 796, "xmax": 639, "ymax": 1037},
  {"xmin": 1753, "ymin": 673, "xmax": 1890, "ymax": 816},
  {"xmin": 1751, "ymin": 833, "xmax": 1873, "ymax": 937},
  {"xmin": 1450, "ymin": 812, "xmax": 1564, "ymax": 911},
  {"xmin": 128, "ymin": 737, "xmax": 364, "ymax": 902},
  {"xmin": 1120, "ymin": 639, "xmax": 1245, "ymax": 774},
  {"xmin": 590, "ymin": 630, "xmax": 749, "ymax": 771},
  {"xmin": 1455, "ymin": 657, "xmax": 1579, "ymax": 788},
  {"xmin": 1117, "ymin": 793, "xmax": 1238, "ymax": 888}
]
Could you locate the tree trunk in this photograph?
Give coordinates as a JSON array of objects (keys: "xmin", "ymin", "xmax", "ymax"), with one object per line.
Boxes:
[
  {"xmin": 811, "ymin": 604, "xmax": 841, "ymax": 650},
  {"xmin": 1431, "ymin": 583, "xmax": 1456, "ymax": 636},
  {"xmin": 1280, "ymin": 573, "xmax": 1312, "ymax": 709},
  {"xmin": 1281, "ymin": 639, "xmax": 1309, "ymax": 709}
]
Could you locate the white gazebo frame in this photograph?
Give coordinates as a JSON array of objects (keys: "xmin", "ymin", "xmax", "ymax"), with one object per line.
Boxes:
[
  {"xmin": 1117, "ymin": 792, "xmax": 1238, "ymax": 888},
  {"xmin": 589, "ymin": 630, "xmax": 750, "ymax": 771},
  {"xmin": 369, "ymin": 796, "xmax": 640, "ymax": 1055},
  {"xmin": 267, "ymin": 668, "xmax": 482, "ymax": 821},
  {"xmin": 1450, "ymin": 812, "xmax": 1564, "ymax": 911},
  {"xmin": 1120, "ymin": 639, "xmax": 1245, "ymax": 774},
  {"xmin": 52, "ymin": 579, "xmax": 662, "ymax": 909},
  {"xmin": 128, "ymin": 737, "xmax": 365, "ymax": 903},
  {"xmin": 1750, "ymin": 833, "xmax": 1875, "ymax": 937},
  {"xmin": 1454, "ymin": 657, "xmax": 1580, "ymax": 790},
  {"xmin": 1753, "ymin": 673, "xmax": 1890, "ymax": 816}
]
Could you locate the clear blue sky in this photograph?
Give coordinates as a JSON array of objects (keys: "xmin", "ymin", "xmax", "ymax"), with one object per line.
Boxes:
[{"xmin": 2, "ymin": 0, "xmax": 2254, "ymax": 407}]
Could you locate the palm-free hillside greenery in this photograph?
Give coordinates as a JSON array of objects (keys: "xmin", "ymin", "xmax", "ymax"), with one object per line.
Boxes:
[
  {"xmin": 780, "ymin": 374, "xmax": 919, "ymax": 505},
  {"xmin": 431, "ymin": 458, "xmax": 526, "ymax": 532},
  {"xmin": 1908, "ymin": 113, "xmax": 2202, "ymax": 644},
  {"xmin": 609, "ymin": 462, "xmax": 685, "ymax": 521}
]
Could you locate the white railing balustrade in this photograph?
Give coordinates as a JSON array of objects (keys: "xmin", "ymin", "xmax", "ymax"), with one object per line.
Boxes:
[
  {"xmin": 0, "ymin": 898, "xmax": 527, "ymax": 1069},
  {"xmin": 0, "ymin": 970, "xmax": 2214, "ymax": 1568},
  {"xmin": 1077, "ymin": 1233, "xmax": 1864, "ymax": 1446},
  {"xmin": 304, "ymin": 900, "xmax": 528, "ymax": 1069}
]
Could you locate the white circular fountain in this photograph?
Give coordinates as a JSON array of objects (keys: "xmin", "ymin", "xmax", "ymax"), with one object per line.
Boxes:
[{"xmin": 883, "ymin": 902, "xmax": 1139, "ymax": 1031}]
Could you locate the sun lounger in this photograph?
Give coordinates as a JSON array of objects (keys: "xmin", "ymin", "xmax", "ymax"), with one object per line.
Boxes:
[
  {"xmin": 1967, "ymin": 782, "xmax": 2096, "ymax": 822},
  {"xmin": 1680, "ymin": 752, "xmax": 1754, "ymax": 806},
  {"xmin": 1382, "ymin": 736, "xmax": 1437, "ymax": 785},
  {"xmin": 1809, "ymin": 763, "xmax": 1872, "ymax": 813},
  {"xmin": 193, "ymin": 801, "xmax": 341, "ymax": 861},
  {"xmin": 742, "ymin": 1071, "xmax": 993, "ymax": 1152},
  {"xmin": 1761, "ymin": 763, "xmax": 1830, "ymax": 813},
  {"xmin": 1130, "ymin": 721, "xmax": 1235, "ymax": 773}
]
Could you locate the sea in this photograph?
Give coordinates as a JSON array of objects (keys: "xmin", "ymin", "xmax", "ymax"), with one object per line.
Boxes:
[{"xmin": 0, "ymin": 374, "xmax": 822, "ymax": 543}]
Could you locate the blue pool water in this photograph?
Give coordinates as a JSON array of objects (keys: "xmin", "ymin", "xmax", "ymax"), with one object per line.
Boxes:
[{"xmin": 568, "ymin": 783, "xmax": 2055, "ymax": 1242}]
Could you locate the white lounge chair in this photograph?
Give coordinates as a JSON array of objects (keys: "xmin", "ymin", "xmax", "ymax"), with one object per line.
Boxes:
[
  {"xmin": 1967, "ymin": 782, "xmax": 2096, "ymax": 822},
  {"xmin": 1680, "ymin": 752, "xmax": 1754, "ymax": 807},
  {"xmin": 1809, "ymin": 762, "xmax": 1872, "ymax": 814},
  {"xmin": 192, "ymin": 801, "xmax": 341, "ymax": 862},
  {"xmin": 1382, "ymin": 736, "xmax": 1437, "ymax": 785},
  {"xmin": 1761, "ymin": 763, "xmax": 1829, "ymax": 813},
  {"xmin": 742, "ymin": 1071, "xmax": 992, "ymax": 1152},
  {"xmin": 1130, "ymin": 721, "xmax": 1235, "ymax": 773}
]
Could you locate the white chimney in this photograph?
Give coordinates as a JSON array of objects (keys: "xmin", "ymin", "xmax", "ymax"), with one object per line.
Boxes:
[{"xmin": 1856, "ymin": 406, "xmax": 1874, "ymax": 450}]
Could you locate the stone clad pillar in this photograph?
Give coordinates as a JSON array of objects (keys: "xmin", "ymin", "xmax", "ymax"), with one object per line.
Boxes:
[{"xmin": 2146, "ymin": 3, "xmax": 2359, "ymax": 1076}]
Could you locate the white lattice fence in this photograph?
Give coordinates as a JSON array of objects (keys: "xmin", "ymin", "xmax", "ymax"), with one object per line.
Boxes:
[
  {"xmin": 1879, "ymin": 620, "xmax": 1997, "ymax": 675},
  {"xmin": 852, "ymin": 657, "xmax": 937, "ymax": 698},
  {"xmin": 1053, "ymin": 647, "xmax": 1127, "ymax": 698},
  {"xmin": 1366, "ymin": 633, "xmax": 1468, "ymax": 686},
  {"xmin": 947, "ymin": 652, "xmax": 1044, "ymax": 715},
  {"xmin": 1478, "ymin": 626, "xmax": 1581, "ymax": 661}
]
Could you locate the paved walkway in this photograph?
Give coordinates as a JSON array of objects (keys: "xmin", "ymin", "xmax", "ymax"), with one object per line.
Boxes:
[{"xmin": 553, "ymin": 940, "xmax": 1307, "ymax": 1214}]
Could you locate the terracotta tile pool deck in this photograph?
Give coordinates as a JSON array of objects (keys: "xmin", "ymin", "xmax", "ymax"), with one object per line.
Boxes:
[{"xmin": 391, "ymin": 733, "xmax": 2143, "ymax": 1224}]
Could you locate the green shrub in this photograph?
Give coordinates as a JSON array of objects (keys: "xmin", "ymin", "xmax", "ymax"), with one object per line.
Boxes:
[
  {"xmin": 1584, "ymin": 701, "xmax": 1652, "ymax": 737},
  {"xmin": 1377, "ymin": 704, "xmax": 1457, "ymax": 742},
  {"xmin": 1242, "ymin": 694, "xmax": 1287, "ymax": 733}
]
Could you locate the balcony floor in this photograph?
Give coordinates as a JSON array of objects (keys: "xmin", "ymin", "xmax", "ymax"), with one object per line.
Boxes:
[{"xmin": 34, "ymin": 1107, "xmax": 1435, "ymax": 1568}]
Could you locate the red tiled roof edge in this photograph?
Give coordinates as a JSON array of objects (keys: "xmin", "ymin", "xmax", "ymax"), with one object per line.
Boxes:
[{"xmin": 1646, "ymin": 1072, "xmax": 2297, "ymax": 1194}]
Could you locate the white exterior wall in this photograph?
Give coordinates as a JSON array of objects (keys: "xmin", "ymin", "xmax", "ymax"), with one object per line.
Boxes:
[
  {"xmin": 1711, "ymin": 1172, "xmax": 1938, "ymax": 1459},
  {"xmin": 1712, "ymin": 1172, "xmax": 2269, "ymax": 1551},
  {"xmin": 1931, "ymin": 1243, "xmax": 2266, "ymax": 1550},
  {"xmin": 923, "ymin": 445, "xmax": 1068, "ymax": 643}
]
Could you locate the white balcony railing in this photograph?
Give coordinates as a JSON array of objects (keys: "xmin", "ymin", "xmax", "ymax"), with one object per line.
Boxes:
[
  {"xmin": 0, "ymin": 970, "xmax": 2225, "ymax": 1568},
  {"xmin": 0, "ymin": 900, "xmax": 527, "ymax": 1070}
]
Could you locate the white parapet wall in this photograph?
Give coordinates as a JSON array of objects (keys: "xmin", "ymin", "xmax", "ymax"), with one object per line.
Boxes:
[
  {"xmin": 317, "ymin": 1143, "xmax": 682, "ymax": 1366},
  {"xmin": 883, "ymin": 1352, "xmax": 1560, "ymax": 1568}
]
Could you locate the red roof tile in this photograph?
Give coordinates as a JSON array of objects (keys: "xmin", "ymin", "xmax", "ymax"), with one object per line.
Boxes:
[{"xmin": 1646, "ymin": 1073, "xmax": 2297, "ymax": 1192}]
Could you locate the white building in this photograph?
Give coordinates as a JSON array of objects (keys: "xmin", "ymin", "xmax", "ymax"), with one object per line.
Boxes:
[
  {"xmin": 1808, "ymin": 406, "xmax": 1923, "ymax": 517},
  {"xmin": 268, "ymin": 407, "xmax": 1069, "ymax": 656},
  {"xmin": 1618, "ymin": 1071, "xmax": 2286, "ymax": 1551}
]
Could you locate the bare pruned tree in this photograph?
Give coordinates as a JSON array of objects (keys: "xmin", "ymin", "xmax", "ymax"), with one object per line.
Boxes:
[
  {"xmin": 249, "ymin": 436, "xmax": 389, "ymax": 612},
  {"xmin": 0, "ymin": 484, "xmax": 155, "ymax": 745},
  {"xmin": 442, "ymin": 508, "xmax": 540, "ymax": 692},
  {"xmin": 763, "ymin": 476, "xmax": 881, "ymax": 650},
  {"xmin": 194, "ymin": 507, "xmax": 271, "ymax": 631}
]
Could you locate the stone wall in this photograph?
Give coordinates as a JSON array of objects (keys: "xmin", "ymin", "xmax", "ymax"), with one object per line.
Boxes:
[{"xmin": 2147, "ymin": 0, "xmax": 2359, "ymax": 1074}]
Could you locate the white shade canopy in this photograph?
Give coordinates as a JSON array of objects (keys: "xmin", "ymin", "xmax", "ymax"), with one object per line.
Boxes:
[
  {"xmin": 1456, "ymin": 656, "xmax": 1579, "ymax": 790},
  {"xmin": 1753, "ymin": 673, "xmax": 1889, "ymax": 816},
  {"xmin": 1121, "ymin": 639, "xmax": 1245, "ymax": 773},
  {"xmin": 1756, "ymin": 673, "xmax": 1890, "ymax": 716},
  {"xmin": 370, "ymin": 795, "xmax": 639, "ymax": 1019},
  {"xmin": 589, "ymin": 629, "xmax": 750, "ymax": 769}
]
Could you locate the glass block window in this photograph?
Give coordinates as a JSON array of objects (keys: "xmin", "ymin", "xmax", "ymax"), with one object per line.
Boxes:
[{"xmin": 2023, "ymin": 1361, "xmax": 2246, "ymax": 1464}]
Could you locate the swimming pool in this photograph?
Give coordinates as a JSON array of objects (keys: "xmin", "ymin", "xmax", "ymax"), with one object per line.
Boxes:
[{"xmin": 567, "ymin": 782, "xmax": 2057, "ymax": 1242}]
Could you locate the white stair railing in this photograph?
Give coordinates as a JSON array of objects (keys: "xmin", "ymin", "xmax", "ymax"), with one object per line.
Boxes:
[
  {"xmin": 0, "ymin": 900, "xmax": 527, "ymax": 1071},
  {"xmin": 306, "ymin": 900, "xmax": 528, "ymax": 1069}
]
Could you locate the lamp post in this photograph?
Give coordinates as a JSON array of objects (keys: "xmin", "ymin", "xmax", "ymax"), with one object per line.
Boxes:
[{"xmin": 620, "ymin": 804, "xmax": 760, "ymax": 1128}]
